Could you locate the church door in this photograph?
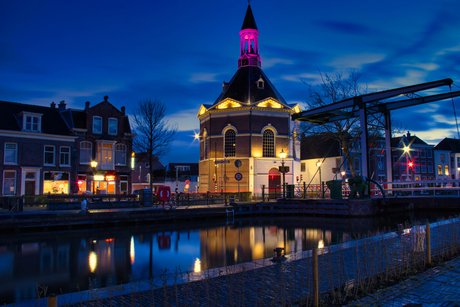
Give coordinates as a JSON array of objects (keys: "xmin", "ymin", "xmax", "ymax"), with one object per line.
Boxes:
[{"xmin": 268, "ymin": 168, "xmax": 281, "ymax": 199}]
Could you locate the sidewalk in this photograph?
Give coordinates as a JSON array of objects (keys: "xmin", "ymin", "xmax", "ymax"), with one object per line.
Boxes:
[{"xmin": 345, "ymin": 256, "xmax": 460, "ymax": 307}]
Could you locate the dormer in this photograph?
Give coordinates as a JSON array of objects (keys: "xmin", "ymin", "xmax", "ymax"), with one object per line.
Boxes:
[
  {"xmin": 18, "ymin": 112, "xmax": 43, "ymax": 132},
  {"xmin": 256, "ymin": 77, "xmax": 264, "ymax": 89}
]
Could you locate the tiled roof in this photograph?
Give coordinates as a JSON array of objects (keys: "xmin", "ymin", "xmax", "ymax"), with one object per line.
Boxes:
[
  {"xmin": 0, "ymin": 100, "xmax": 72, "ymax": 135},
  {"xmin": 213, "ymin": 66, "xmax": 286, "ymax": 106},
  {"xmin": 435, "ymin": 138, "xmax": 460, "ymax": 152}
]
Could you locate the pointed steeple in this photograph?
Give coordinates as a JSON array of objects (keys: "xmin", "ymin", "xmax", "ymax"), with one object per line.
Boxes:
[
  {"xmin": 238, "ymin": 4, "xmax": 261, "ymax": 69},
  {"xmin": 241, "ymin": 5, "xmax": 258, "ymax": 30}
]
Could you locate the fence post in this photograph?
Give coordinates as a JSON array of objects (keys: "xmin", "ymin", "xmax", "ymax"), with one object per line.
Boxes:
[
  {"xmin": 303, "ymin": 182, "xmax": 306, "ymax": 199},
  {"xmin": 312, "ymin": 247, "xmax": 319, "ymax": 307},
  {"xmin": 48, "ymin": 294, "xmax": 57, "ymax": 307},
  {"xmin": 426, "ymin": 221, "xmax": 431, "ymax": 265}
]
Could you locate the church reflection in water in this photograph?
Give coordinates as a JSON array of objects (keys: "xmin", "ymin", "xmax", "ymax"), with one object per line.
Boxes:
[{"xmin": 0, "ymin": 222, "xmax": 351, "ymax": 304}]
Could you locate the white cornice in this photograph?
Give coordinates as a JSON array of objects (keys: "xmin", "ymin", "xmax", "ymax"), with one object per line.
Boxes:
[{"xmin": 0, "ymin": 130, "xmax": 77, "ymax": 142}]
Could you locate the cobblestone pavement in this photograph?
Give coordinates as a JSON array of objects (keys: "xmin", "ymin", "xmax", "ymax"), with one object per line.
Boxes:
[{"xmin": 345, "ymin": 256, "xmax": 460, "ymax": 307}]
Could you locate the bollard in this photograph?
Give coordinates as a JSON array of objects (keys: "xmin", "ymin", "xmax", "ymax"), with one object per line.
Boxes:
[
  {"xmin": 272, "ymin": 247, "xmax": 286, "ymax": 262},
  {"xmin": 312, "ymin": 247, "xmax": 319, "ymax": 307},
  {"xmin": 48, "ymin": 294, "xmax": 57, "ymax": 307},
  {"xmin": 426, "ymin": 221, "xmax": 431, "ymax": 265}
]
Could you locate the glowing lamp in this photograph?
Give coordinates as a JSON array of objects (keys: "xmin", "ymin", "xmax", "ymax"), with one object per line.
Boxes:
[
  {"xmin": 105, "ymin": 175, "xmax": 115, "ymax": 182},
  {"xmin": 91, "ymin": 161, "xmax": 98, "ymax": 168},
  {"xmin": 278, "ymin": 149, "xmax": 287, "ymax": 160}
]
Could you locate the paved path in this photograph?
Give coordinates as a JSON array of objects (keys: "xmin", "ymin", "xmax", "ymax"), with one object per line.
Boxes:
[{"xmin": 345, "ymin": 256, "xmax": 460, "ymax": 307}]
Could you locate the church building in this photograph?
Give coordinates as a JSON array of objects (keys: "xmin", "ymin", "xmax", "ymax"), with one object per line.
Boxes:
[{"xmin": 196, "ymin": 5, "xmax": 301, "ymax": 197}]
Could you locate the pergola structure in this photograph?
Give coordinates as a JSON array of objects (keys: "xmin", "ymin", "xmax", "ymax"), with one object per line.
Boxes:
[{"xmin": 292, "ymin": 78, "xmax": 460, "ymax": 181}]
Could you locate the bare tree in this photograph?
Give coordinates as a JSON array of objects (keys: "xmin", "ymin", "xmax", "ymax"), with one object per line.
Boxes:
[
  {"xmin": 131, "ymin": 99, "xmax": 177, "ymax": 191},
  {"xmin": 301, "ymin": 71, "xmax": 404, "ymax": 177}
]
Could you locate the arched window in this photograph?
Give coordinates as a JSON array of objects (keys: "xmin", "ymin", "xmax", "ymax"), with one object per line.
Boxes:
[
  {"xmin": 225, "ymin": 129, "xmax": 236, "ymax": 157},
  {"xmin": 80, "ymin": 141, "xmax": 92, "ymax": 164},
  {"xmin": 203, "ymin": 131, "xmax": 208, "ymax": 160},
  {"xmin": 263, "ymin": 129, "xmax": 275, "ymax": 157}
]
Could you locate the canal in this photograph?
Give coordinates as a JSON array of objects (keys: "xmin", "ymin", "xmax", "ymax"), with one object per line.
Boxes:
[{"xmin": 1, "ymin": 210, "xmax": 458, "ymax": 304}]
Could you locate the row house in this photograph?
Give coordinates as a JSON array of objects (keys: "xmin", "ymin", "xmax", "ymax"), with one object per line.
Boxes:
[
  {"xmin": 434, "ymin": 138, "xmax": 460, "ymax": 181},
  {"xmin": 60, "ymin": 96, "xmax": 134, "ymax": 195},
  {"xmin": 0, "ymin": 100, "xmax": 77, "ymax": 196},
  {"xmin": 0, "ymin": 96, "xmax": 134, "ymax": 196},
  {"xmin": 131, "ymin": 153, "xmax": 165, "ymax": 192}
]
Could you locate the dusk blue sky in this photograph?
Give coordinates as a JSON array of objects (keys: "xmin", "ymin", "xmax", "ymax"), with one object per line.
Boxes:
[{"xmin": 2, "ymin": 0, "xmax": 460, "ymax": 165}]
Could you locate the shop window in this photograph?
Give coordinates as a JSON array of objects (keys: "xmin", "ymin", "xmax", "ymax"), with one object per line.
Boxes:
[
  {"xmin": 93, "ymin": 116, "xmax": 102, "ymax": 134},
  {"xmin": 109, "ymin": 118, "xmax": 118, "ymax": 135},
  {"xmin": 263, "ymin": 129, "xmax": 274, "ymax": 157},
  {"xmin": 44, "ymin": 146, "xmax": 55, "ymax": 166},
  {"xmin": 77, "ymin": 175, "xmax": 87, "ymax": 194},
  {"xmin": 4, "ymin": 143, "xmax": 17, "ymax": 164},
  {"xmin": 43, "ymin": 172, "xmax": 69, "ymax": 194},
  {"xmin": 115, "ymin": 144, "xmax": 126, "ymax": 166},
  {"xmin": 60, "ymin": 147, "xmax": 70, "ymax": 166},
  {"xmin": 80, "ymin": 141, "xmax": 92, "ymax": 164},
  {"xmin": 3, "ymin": 171, "xmax": 16, "ymax": 195},
  {"xmin": 224, "ymin": 129, "xmax": 236, "ymax": 157}
]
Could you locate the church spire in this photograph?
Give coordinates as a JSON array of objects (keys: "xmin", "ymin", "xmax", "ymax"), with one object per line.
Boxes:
[{"xmin": 238, "ymin": 4, "xmax": 261, "ymax": 69}]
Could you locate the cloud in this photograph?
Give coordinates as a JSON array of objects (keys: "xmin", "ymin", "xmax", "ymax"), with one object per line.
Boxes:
[
  {"xmin": 262, "ymin": 58, "xmax": 293, "ymax": 69},
  {"xmin": 280, "ymin": 73, "xmax": 321, "ymax": 83},
  {"xmin": 165, "ymin": 108, "xmax": 200, "ymax": 132},
  {"xmin": 328, "ymin": 53, "xmax": 386, "ymax": 70},
  {"xmin": 189, "ymin": 73, "xmax": 220, "ymax": 84}
]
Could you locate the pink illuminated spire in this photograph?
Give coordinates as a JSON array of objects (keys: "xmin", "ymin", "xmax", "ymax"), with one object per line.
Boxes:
[{"xmin": 238, "ymin": 4, "xmax": 261, "ymax": 69}]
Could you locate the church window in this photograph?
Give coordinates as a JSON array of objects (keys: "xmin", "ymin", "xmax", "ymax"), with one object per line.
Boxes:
[
  {"xmin": 263, "ymin": 129, "xmax": 275, "ymax": 157},
  {"xmin": 225, "ymin": 129, "xmax": 236, "ymax": 157}
]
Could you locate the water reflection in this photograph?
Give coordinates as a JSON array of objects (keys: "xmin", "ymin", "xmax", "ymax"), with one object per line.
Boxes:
[{"xmin": 0, "ymin": 211, "xmax": 458, "ymax": 304}]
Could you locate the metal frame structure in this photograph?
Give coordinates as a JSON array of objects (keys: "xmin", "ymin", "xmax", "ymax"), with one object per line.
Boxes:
[{"xmin": 292, "ymin": 78, "xmax": 460, "ymax": 181}]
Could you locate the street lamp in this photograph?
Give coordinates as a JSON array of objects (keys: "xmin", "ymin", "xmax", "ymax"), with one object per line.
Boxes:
[
  {"xmin": 316, "ymin": 160, "xmax": 322, "ymax": 198},
  {"xmin": 279, "ymin": 149, "xmax": 287, "ymax": 199},
  {"xmin": 91, "ymin": 161, "xmax": 98, "ymax": 194}
]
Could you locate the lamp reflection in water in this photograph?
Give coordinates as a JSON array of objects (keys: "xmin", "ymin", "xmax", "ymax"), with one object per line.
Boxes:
[
  {"xmin": 130, "ymin": 236, "xmax": 135, "ymax": 265},
  {"xmin": 194, "ymin": 258, "xmax": 201, "ymax": 273},
  {"xmin": 89, "ymin": 251, "xmax": 97, "ymax": 273}
]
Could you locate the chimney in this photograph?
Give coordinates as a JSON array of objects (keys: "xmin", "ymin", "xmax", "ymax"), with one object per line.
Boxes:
[
  {"xmin": 85, "ymin": 101, "xmax": 90, "ymax": 110},
  {"xmin": 104, "ymin": 95, "xmax": 109, "ymax": 102},
  {"xmin": 222, "ymin": 81, "xmax": 229, "ymax": 92},
  {"xmin": 121, "ymin": 106, "xmax": 125, "ymax": 115},
  {"xmin": 50, "ymin": 101, "xmax": 56, "ymax": 109},
  {"xmin": 407, "ymin": 131, "xmax": 411, "ymax": 137},
  {"xmin": 58, "ymin": 100, "xmax": 66, "ymax": 111}
]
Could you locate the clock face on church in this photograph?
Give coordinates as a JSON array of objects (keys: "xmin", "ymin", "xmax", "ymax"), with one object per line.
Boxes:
[{"xmin": 242, "ymin": 59, "xmax": 248, "ymax": 65}]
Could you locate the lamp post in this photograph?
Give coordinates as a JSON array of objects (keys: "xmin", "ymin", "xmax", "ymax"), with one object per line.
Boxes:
[
  {"xmin": 316, "ymin": 160, "xmax": 322, "ymax": 198},
  {"xmin": 91, "ymin": 161, "xmax": 98, "ymax": 194},
  {"xmin": 403, "ymin": 145, "xmax": 410, "ymax": 181},
  {"xmin": 279, "ymin": 149, "xmax": 287, "ymax": 199}
]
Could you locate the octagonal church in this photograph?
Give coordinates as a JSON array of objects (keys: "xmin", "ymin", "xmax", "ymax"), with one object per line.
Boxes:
[{"xmin": 197, "ymin": 4, "xmax": 301, "ymax": 197}]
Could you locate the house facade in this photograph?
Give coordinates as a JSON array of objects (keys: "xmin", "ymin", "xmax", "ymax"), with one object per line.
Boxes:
[
  {"xmin": 0, "ymin": 100, "xmax": 77, "ymax": 196},
  {"xmin": 196, "ymin": 5, "xmax": 301, "ymax": 197},
  {"xmin": 60, "ymin": 96, "xmax": 134, "ymax": 195}
]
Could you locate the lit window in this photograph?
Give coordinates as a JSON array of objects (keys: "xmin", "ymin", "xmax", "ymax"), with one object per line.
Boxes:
[
  {"xmin": 97, "ymin": 142, "xmax": 114, "ymax": 165},
  {"xmin": 115, "ymin": 144, "xmax": 126, "ymax": 166},
  {"xmin": 438, "ymin": 165, "xmax": 442, "ymax": 175},
  {"xmin": 44, "ymin": 145, "xmax": 55, "ymax": 165},
  {"xmin": 445, "ymin": 165, "xmax": 449, "ymax": 176},
  {"xmin": 60, "ymin": 147, "xmax": 70, "ymax": 166},
  {"xmin": 3, "ymin": 171, "xmax": 16, "ymax": 195},
  {"xmin": 224, "ymin": 129, "xmax": 236, "ymax": 157},
  {"xmin": 80, "ymin": 142, "xmax": 92, "ymax": 164},
  {"xmin": 93, "ymin": 116, "xmax": 102, "ymax": 134},
  {"xmin": 263, "ymin": 129, "xmax": 274, "ymax": 157},
  {"xmin": 109, "ymin": 118, "xmax": 118, "ymax": 135},
  {"xmin": 4, "ymin": 143, "xmax": 17, "ymax": 164}
]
